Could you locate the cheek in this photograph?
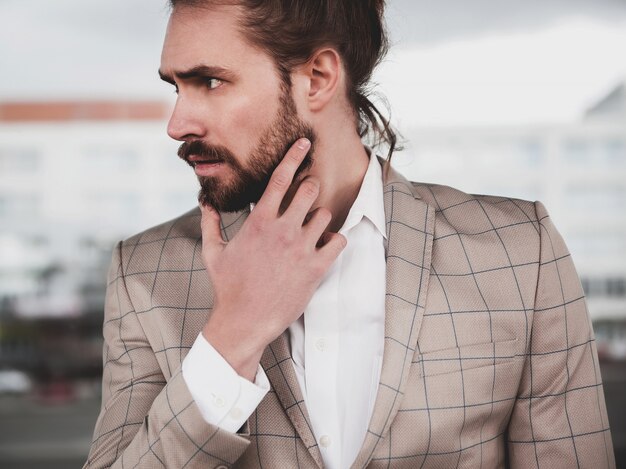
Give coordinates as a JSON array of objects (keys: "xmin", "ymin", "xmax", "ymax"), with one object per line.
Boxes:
[{"xmin": 219, "ymin": 86, "xmax": 281, "ymax": 154}]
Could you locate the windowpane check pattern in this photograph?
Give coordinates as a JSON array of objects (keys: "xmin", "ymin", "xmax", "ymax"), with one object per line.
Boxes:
[{"xmin": 84, "ymin": 159, "xmax": 614, "ymax": 468}]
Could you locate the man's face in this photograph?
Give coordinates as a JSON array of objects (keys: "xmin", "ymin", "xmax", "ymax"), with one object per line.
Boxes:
[{"xmin": 160, "ymin": 5, "xmax": 315, "ymax": 212}]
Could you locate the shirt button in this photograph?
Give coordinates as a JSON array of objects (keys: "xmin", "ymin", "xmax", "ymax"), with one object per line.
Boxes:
[
  {"xmin": 315, "ymin": 338, "xmax": 326, "ymax": 352},
  {"xmin": 229, "ymin": 407, "xmax": 243, "ymax": 419},
  {"xmin": 320, "ymin": 435, "xmax": 332, "ymax": 448},
  {"xmin": 213, "ymin": 395, "xmax": 225, "ymax": 408}
]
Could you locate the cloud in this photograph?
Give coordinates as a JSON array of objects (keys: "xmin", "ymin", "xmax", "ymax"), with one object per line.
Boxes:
[
  {"xmin": 374, "ymin": 17, "xmax": 626, "ymax": 126},
  {"xmin": 0, "ymin": 0, "xmax": 625, "ymax": 102},
  {"xmin": 0, "ymin": 0, "xmax": 171, "ymax": 99},
  {"xmin": 387, "ymin": 0, "xmax": 626, "ymax": 46}
]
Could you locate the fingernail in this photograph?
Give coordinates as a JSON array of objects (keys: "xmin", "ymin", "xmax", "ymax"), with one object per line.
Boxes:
[{"xmin": 297, "ymin": 138, "xmax": 311, "ymax": 150}]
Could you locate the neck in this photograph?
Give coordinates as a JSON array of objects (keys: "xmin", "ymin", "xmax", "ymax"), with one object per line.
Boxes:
[{"xmin": 289, "ymin": 127, "xmax": 370, "ymax": 234}]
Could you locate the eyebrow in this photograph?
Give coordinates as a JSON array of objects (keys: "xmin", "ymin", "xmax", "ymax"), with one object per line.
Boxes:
[{"xmin": 158, "ymin": 65, "xmax": 237, "ymax": 84}]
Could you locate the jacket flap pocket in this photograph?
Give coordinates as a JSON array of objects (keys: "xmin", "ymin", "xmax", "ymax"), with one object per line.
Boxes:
[{"xmin": 416, "ymin": 338, "xmax": 520, "ymax": 378}]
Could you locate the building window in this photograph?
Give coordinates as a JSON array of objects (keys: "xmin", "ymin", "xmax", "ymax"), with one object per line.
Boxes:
[
  {"xmin": 607, "ymin": 278, "xmax": 626, "ymax": 297},
  {"xmin": 0, "ymin": 194, "xmax": 40, "ymax": 219},
  {"xmin": 581, "ymin": 277, "xmax": 626, "ymax": 298},
  {"xmin": 563, "ymin": 139, "xmax": 591, "ymax": 165},
  {"xmin": 88, "ymin": 192, "xmax": 140, "ymax": 219},
  {"xmin": 565, "ymin": 185, "xmax": 626, "ymax": 212},
  {"xmin": 0, "ymin": 148, "xmax": 40, "ymax": 173},
  {"xmin": 568, "ymin": 232, "xmax": 626, "ymax": 259},
  {"xmin": 81, "ymin": 145, "xmax": 139, "ymax": 171},
  {"xmin": 603, "ymin": 139, "xmax": 625, "ymax": 166},
  {"xmin": 518, "ymin": 140, "xmax": 544, "ymax": 168}
]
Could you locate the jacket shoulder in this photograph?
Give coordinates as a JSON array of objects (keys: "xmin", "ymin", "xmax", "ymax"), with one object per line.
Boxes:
[
  {"xmin": 410, "ymin": 181, "xmax": 540, "ymax": 233},
  {"xmin": 116, "ymin": 206, "xmax": 202, "ymax": 276}
]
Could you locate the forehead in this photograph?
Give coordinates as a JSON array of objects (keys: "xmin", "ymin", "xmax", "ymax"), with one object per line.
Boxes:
[{"xmin": 160, "ymin": 4, "xmax": 275, "ymax": 76}]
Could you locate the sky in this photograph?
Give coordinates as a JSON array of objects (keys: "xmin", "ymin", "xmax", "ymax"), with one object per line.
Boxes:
[{"xmin": 1, "ymin": 0, "xmax": 626, "ymax": 127}]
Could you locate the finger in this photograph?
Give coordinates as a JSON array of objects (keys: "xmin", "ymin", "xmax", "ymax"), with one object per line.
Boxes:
[
  {"xmin": 254, "ymin": 138, "xmax": 311, "ymax": 215},
  {"xmin": 316, "ymin": 232, "xmax": 347, "ymax": 262},
  {"xmin": 199, "ymin": 203, "xmax": 226, "ymax": 257},
  {"xmin": 303, "ymin": 206, "xmax": 332, "ymax": 241},
  {"xmin": 282, "ymin": 176, "xmax": 320, "ymax": 226}
]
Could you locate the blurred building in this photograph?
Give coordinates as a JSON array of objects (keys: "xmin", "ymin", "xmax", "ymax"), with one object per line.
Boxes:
[
  {"xmin": 1, "ymin": 84, "xmax": 626, "ymax": 468},
  {"xmin": 0, "ymin": 85, "xmax": 625, "ymax": 358},
  {"xmin": 0, "ymin": 100, "xmax": 196, "ymax": 380},
  {"xmin": 397, "ymin": 81, "xmax": 626, "ymax": 358},
  {"xmin": 0, "ymin": 100, "xmax": 196, "ymax": 317}
]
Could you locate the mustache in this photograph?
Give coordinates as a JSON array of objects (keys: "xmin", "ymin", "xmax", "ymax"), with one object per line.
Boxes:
[{"xmin": 177, "ymin": 140, "xmax": 238, "ymax": 167}]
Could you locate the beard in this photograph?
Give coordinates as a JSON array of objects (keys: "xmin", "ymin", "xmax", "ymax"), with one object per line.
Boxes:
[{"xmin": 177, "ymin": 84, "xmax": 316, "ymax": 213}]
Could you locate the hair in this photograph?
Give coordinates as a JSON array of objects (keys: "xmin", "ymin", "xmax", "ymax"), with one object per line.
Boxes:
[{"xmin": 169, "ymin": 0, "xmax": 401, "ymax": 173}]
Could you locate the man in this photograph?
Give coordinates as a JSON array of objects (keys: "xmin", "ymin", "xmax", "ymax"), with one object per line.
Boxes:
[{"xmin": 85, "ymin": 1, "xmax": 615, "ymax": 468}]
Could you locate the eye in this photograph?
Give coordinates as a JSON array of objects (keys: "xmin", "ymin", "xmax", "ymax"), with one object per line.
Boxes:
[{"xmin": 205, "ymin": 78, "xmax": 224, "ymax": 90}]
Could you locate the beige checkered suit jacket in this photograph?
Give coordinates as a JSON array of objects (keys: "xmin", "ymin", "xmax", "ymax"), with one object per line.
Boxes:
[{"xmin": 85, "ymin": 159, "xmax": 615, "ymax": 468}]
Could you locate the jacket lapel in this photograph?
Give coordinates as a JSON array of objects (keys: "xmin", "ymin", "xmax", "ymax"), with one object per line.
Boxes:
[
  {"xmin": 217, "ymin": 159, "xmax": 435, "ymax": 469},
  {"xmin": 351, "ymin": 161, "xmax": 435, "ymax": 469},
  {"xmin": 260, "ymin": 335, "xmax": 324, "ymax": 467},
  {"xmin": 218, "ymin": 207, "xmax": 324, "ymax": 467}
]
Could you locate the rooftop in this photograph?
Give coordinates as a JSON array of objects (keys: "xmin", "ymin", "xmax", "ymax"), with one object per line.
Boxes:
[
  {"xmin": 585, "ymin": 82, "xmax": 626, "ymax": 120},
  {"xmin": 0, "ymin": 101, "xmax": 170, "ymax": 122}
]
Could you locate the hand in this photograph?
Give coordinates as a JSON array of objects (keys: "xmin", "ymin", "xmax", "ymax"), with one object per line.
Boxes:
[{"xmin": 200, "ymin": 138, "xmax": 347, "ymax": 380}]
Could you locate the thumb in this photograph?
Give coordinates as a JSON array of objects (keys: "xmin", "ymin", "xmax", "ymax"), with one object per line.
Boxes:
[{"xmin": 199, "ymin": 203, "xmax": 226, "ymax": 256}]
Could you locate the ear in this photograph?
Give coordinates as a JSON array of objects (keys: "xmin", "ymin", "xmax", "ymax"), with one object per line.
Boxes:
[{"xmin": 302, "ymin": 48, "xmax": 342, "ymax": 113}]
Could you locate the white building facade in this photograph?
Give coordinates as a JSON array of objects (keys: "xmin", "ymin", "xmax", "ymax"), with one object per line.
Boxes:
[
  {"xmin": 0, "ymin": 91, "xmax": 624, "ymax": 342},
  {"xmin": 395, "ymin": 82, "xmax": 626, "ymax": 356},
  {"xmin": 0, "ymin": 101, "xmax": 196, "ymax": 316}
]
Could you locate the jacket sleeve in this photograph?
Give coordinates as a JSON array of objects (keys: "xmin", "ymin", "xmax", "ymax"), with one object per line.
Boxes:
[
  {"xmin": 506, "ymin": 201, "xmax": 615, "ymax": 468},
  {"xmin": 84, "ymin": 241, "xmax": 251, "ymax": 468}
]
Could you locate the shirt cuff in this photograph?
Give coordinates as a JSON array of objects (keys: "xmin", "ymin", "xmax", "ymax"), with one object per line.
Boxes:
[{"xmin": 182, "ymin": 332, "xmax": 270, "ymax": 433}]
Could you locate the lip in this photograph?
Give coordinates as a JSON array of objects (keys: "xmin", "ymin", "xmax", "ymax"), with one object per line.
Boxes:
[
  {"xmin": 188, "ymin": 154, "xmax": 223, "ymax": 164},
  {"xmin": 193, "ymin": 161, "xmax": 225, "ymax": 177}
]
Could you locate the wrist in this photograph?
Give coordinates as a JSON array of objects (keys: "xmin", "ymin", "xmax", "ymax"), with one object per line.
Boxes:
[{"xmin": 202, "ymin": 319, "xmax": 266, "ymax": 382}]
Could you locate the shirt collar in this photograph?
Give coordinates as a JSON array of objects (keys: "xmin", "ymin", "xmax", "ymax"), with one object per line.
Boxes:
[
  {"xmin": 338, "ymin": 147, "xmax": 387, "ymax": 239},
  {"xmin": 250, "ymin": 147, "xmax": 387, "ymax": 240}
]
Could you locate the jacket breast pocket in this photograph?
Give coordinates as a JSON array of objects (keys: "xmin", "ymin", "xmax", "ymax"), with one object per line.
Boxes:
[
  {"xmin": 415, "ymin": 337, "xmax": 521, "ymax": 378},
  {"xmin": 400, "ymin": 338, "xmax": 524, "ymax": 443},
  {"xmin": 392, "ymin": 339, "xmax": 525, "ymax": 465}
]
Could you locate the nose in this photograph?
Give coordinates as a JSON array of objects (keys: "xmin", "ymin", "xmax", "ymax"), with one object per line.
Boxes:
[{"xmin": 167, "ymin": 95, "xmax": 207, "ymax": 141}]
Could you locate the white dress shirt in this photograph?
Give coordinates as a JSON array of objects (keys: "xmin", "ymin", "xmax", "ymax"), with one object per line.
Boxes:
[{"xmin": 183, "ymin": 150, "xmax": 387, "ymax": 469}]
